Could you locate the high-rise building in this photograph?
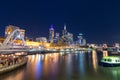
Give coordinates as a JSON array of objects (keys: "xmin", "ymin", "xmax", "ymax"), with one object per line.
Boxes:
[
  {"xmin": 62, "ymin": 24, "xmax": 67, "ymax": 37},
  {"xmin": 49, "ymin": 25, "xmax": 54, "ymax": 43},
  {"xmin": 55, "ymin": 33, "xmax": 60, "ymax": 38},
  {"xmin": 77, "ymin": 33, "xmax": 86, "ymax": 46},
  {"xmin": 61, "ymin": 25, "xmax": 74, "ymax": 44},
  {"xmin": 54, "ymin": 33, "xmax": 60, "ymax": 43},
  {"xmin": 65, "ymin": 32, "xmax": 73, "ymax": 44}
]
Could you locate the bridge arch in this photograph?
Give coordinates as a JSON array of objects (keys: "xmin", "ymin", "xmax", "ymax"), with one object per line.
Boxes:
[{"xmin": 2, "ymin": 29, "xmax": 26, "ymax": 46}]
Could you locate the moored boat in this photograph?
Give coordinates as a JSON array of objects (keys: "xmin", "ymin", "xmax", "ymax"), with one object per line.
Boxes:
[{"xmin": 99, "ymin": 56, "xmax": 120, "ymax": 67}]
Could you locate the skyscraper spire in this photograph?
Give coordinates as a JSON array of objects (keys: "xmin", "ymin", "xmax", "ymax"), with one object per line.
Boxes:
[
  {"xmin": 64, "ymin": 24, "xmax": 66, "ymax": 30},
  {"xmin": 62, "ymin": 24, "xmax": 67, "ymax": 37}
]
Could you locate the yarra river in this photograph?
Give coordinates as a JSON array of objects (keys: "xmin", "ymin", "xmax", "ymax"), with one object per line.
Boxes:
[{"xmin": 0, "ymin": 51, "xmax": 120, "ymax": 80}]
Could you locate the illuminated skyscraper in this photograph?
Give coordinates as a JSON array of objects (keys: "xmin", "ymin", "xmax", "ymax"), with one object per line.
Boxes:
[
  {"xmin": 62, "ymin": 24, "xmax": 67, "ymax": 37},
  {"xmin": 77, "ymin": 33, "xmax": 86, "ymax": 46},
  {"xmin": 61, "ymin": 24, "xmax": 73, "ymax": 44},
  {"xmin": 54, "ymin": 33, "xmax": 60, "ymax": 43},
  {"xmin": 65, "ymin": 32, "xmax": 73, "ymax": 44},
  {"xmin": 49, "ymin": 25, "xmax": 54, "ymax": 43}
]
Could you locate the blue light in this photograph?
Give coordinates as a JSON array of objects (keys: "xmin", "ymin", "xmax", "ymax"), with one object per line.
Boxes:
[{"xmin": 50, "ymin": 25, "xmax": 54, "ymax": 30}]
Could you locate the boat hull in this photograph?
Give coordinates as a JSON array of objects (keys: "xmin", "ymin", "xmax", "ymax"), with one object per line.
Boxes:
[{"xmin": 99, "ymin": 62, "xmax": 120, "ymax": 67}]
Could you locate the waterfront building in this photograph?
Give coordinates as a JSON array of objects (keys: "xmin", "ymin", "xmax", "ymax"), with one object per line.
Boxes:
[
  {"xmin": 25, "ymin": 40, "xmax": 40, "ymax": 48},
  {"xmin": 77, "ymin": 33, "xmax": 86, "ymax": 46},
  {"xmin": 36, "ymin": 37, "xmax": 47, "ymax": 42},
  {"xmin": 49, "ymin": 25, "xmax": 54, "ymax": 43}
]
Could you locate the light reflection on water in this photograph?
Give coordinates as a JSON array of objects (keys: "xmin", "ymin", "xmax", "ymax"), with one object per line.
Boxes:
[
  {"xmin": 92, "ymin": 50, "xmax": 97, "ymax": 72},
  {"xmin": 0, "ymin": 51, "xmax": 120, "ymax": 80}
]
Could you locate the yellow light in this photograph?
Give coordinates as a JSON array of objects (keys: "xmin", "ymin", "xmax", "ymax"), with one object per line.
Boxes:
[
  {"xmin": 45, "ymin": 43, "xmax": 50, "ymax": 47},
  {"xmin": 26, "ymin": 41, "xmax": 40, "ymax": 47}
]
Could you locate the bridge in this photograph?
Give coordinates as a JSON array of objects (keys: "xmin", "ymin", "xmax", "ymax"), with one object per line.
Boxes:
[
  {"xmin": 94, "ymin": 45, "xmax": 119, "ymax": 52},
  {"xmin": 0, "ymin": 28, "xmax": 31, "ymax": 53}
]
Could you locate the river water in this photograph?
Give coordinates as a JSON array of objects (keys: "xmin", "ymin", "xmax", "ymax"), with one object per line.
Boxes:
[{"xmin": 0, "ymin": 50, "xmax": 120, "ymax": 80}]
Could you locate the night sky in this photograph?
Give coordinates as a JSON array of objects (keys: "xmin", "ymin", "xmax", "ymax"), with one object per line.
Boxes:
[{"xmin": 0, "ymin": 0, "xmax": 120, "ymax": 44}]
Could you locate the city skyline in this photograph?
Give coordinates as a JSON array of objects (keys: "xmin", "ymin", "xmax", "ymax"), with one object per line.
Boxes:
[{"xmin": 0, "ymin": 0, "xmax": 120, "ymax": 44}]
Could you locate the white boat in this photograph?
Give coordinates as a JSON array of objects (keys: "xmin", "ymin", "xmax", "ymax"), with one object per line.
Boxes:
[{"xmin": 99, "ymin": 56, "xmax": 120, "ymax": 67}]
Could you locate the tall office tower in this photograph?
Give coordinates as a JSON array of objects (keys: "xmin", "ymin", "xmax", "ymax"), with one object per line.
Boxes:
[
  {"xmin": 61, "ymin": 24, "xmax": 74, "ymax": 44},
  {"xmin": 62, "ymin": 24, "xmax": 67, "ymax": 37},
  {"xmin": 49, "ymin": 25, "xmax": 54, "ymax": 43},
  {"xmin": 77, "ymin": 33, "xmax": 86, "ymax": 46}
]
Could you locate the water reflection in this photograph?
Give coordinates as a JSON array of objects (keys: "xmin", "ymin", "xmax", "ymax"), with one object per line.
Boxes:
[
  {"xmin": 79, "ymin": 51, "xmax": 86, "ymax": 80},
  {"xmin": 92, "ymin": 50, "xmax": 97, "ymax": 72},
  {"xmin": 79, "ymin": 52, "xmax": 85, "ymax": 74},
  {"xmin": 1, "ymin": 51, "xmax": 120, "ymax": 80},
  {"xmin": 66, "ymin": 54, "xmax": 72, "ymax": 76},
  {"xmin": 103, "ymin": 50, "xmax": 108, "ymax": 57}
]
